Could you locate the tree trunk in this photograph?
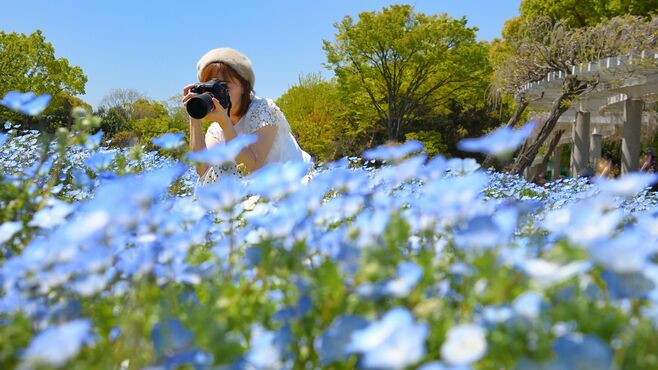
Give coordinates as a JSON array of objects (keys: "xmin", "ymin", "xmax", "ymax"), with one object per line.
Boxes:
[
  {"xmin": 510, "ymin": 91, "xmax": 570, "ymax": 175},
  {"xmin": 530, "ymin": 129, "xmax": 564, "ymax": 182}
]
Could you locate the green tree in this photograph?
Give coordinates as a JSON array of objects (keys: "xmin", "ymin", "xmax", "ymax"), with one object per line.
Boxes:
[
  {"xmin": 404, "ymin": 130, "xmax": 447, "ymax": 158},
  {"xmin": 277, "ymin": 73, "xmax": 355, "ymax": 161},
  {"xmin": 96, "ymin": 92, "xmax": 188, "ymax": 148},
  {"xmin": 323, "ymin": 5, "xmax": 490, "ymax": 142},
  {"xmin": 0, "ymin": 30, "xmax": 87, "ymax": 125},
  {"xmin": 519, "ymin": 0, "xmax": 658, "ymax": 28},
  {"xmin": 40, "ymin": 92, "xmax": 92, "ymax": 131},
  {"xmin": 97, "ymin": 106, "xmax": 131, "ymax": 137},
  {"xmin": 130, "ymin": 98, "xmax": 168, "ymax": 120}
]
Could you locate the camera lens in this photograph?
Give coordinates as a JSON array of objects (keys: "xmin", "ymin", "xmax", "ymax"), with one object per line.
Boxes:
[{"xmin": 186, "ymin": 93, "xmax": 215, "ymax": 119}]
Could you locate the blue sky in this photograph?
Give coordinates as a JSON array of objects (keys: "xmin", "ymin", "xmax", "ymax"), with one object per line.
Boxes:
[{"xmin": 1, "ymin": 1, "xmax": 520, "ymax": 109}]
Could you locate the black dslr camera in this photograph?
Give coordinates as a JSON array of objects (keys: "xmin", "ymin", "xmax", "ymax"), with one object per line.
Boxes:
[{"xmin": 186, "ymin": 79, "xmax": 232, "ymax": 119}]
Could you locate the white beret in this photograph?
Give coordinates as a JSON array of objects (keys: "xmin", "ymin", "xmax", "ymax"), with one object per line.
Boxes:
[{"xmin": 196, "ymin": 47, "xmax": 255, "ymax": 88}]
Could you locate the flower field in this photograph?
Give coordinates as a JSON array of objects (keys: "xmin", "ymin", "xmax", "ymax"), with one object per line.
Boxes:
[{"xmin": 2, "ymin": 94, "xmax": 658, "ymax": 369}]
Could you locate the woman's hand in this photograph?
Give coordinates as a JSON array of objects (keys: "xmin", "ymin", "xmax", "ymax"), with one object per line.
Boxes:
[
  {"xmin": 182, "ymin": 84, "xmax": 230, "ymax": 125},
  {"xmin": 182, "ymin": 84, "xmax": 203, "ymax": 124},
  {"xmin": 205, "ymin": 97, "xmax": 232, "ymax": 126},
  {"xmin": 182, "ymin": 84, "xmax": 198, "ymax": 106}
]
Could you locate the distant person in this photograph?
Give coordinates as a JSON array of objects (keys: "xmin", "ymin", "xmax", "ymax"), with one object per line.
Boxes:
[
  {"xmin": 641, "ymin": 148, "xmax": 658, "ymax": 192},
  {"xmin": 597, "ymin": 156, "xmax": 615, "ymax": 178},
  {"xmin": 641, "ymin": 148, "xmax": 656, "ymax": 173},
  {"xmin": 533, "ymin": 172, "xmax": 548, "ymax": 187},
  {"xmin": 183, "ymin": 47, "xmax": 312, "ymax": 185}
]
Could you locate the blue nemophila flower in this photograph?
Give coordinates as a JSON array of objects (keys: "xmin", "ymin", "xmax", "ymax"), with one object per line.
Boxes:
[
  {"xmin": 151, "ymin": 319, "xmax": 194, "ymax": 358},
  {"xmin": 356, "ymin": 261, "xmax": 424, "ymax": 299},
  {"xmin": 363, "ymin": 140, "xmax": 424, "ymax": 161},
  {"xmin": 246, "ymin": 160, "xmax": 311, "ymax": 199},
  {"xmin": 315, "ymin": 315, "xmax": 369, "ymax": 365},
  {"xmin": 512, "ymin": 291, "xmax": 544, "ymax": 320},
  {"xmin": 419, "ymin": 172, "xmax": 489, "ymax": 221},
  {"xmin": 452, "ymin": 210, "xmax": 517, "ymax": 251},
  {"xmin": 28, "ymin": 199, "xmax": 74, "ymax": 229},
  {"xmin": 21, "ymin": 319, "xmax": 91, "ymax": 368},
  {"xmin": 0, "ymin": 91, "xmax": 52, "ymax": 116},
  {"xmin": 374, "ymin": 154, "xmax": 427, "ymax": 186},
  {"xmin": 458, "ymin": 121, "xmax": 535, "ymax": 157},
  {"xmin": 152, "ymin": 132, "xmax": 186, "ymax": 150},
  {"xmin": 482, "ymin": 305, "xmax": 514, "ymax": 325},
  {"xmin": 70, "ymin": 270, "xmax": 115, "ymax": 297},
  {"xmin": 589, "ymin": 228, "xmax": 658, "ymax": 273},
  {"xmin": 186, "ymin": 134, "xmax": 257, "ymax": 166},
  {"xmin": 273, "ymin": 296, "xmax": 312, "ymax": 322},
  {"xmin": 636, "ymin": 210, "xmax": 658, "ymax": 238},
  {"xmin": 550, "ymin": 333, "xmax": 614, "ymax": 370},
  {"xmin": 0, "ymin": 133, "xmax": 7, "ymax": 148},
  {"xmin": 84, "ymin": 130, "xmax": 104, "ymax": 150},
  {"xmin": 385, "ymin": 261, "xmax": 424, "ymax": 297},
  {"xmin": 418, "ymin": 157, "xmax": 449, "ymax": 183},
  {"xmin": 440, "ymin": 323, "xmax": 487, "ymax": 366},
  {"xmin": 417, "ymin": 362, "xmax": 470, "ymax": 370},
  {"xmin": 348, "ymin": 307, "xmax": 428, "ymax": 369},
  {"xmin": 542, "ymin": 196, "xmax": 623, "ymax": 246},
  {"xmin": 601, "ymin": 270, "xmax": 655, "ymax": 299},
  {"xmin": 445, "ymin": 158, "xmax": 480, "ymax": 174},
  {"xmin": 84, "ymin": 151, "xmax": 116, "ymax": 172},
  {"xmin": 109, "ymin": 327, "xmax": 122, "ymax": 342},
  {"xmin": 196, "ymin": 175, "xmax": 246, "ymax": 212},
  {"xmin": 84, "ymin": 164, "xmax": 186, "ymax": 225},
  {"xmin": 0, "ymin": 221, "xmax": 22, "ymax": 244},
  {"xmin": 595, "ymin": 172, "xmax": 658, "ymax": 197}
]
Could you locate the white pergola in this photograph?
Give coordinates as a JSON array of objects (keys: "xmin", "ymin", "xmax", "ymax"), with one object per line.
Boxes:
[{"xmin": 518, "ymin": 51, "xmax": 658, "ymax": 177}]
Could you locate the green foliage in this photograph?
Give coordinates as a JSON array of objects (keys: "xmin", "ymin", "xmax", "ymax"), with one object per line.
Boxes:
[
  {"xmin": 277, "ymin": 73, "xmax": 355, "ymax": 162},
  {"xmin": 405, "ymin": 130, "xmax": 447, "ymax": 157},
  {"xmin": 96, "ymin": 96, "xmax": 188, "ymax": 150},
  {"xmin": 41, "ymin": 92, "xmax": 92, "ymax": 131},
  {"xmin": 519, "ymin": 0, "xmax": 658, "ymax": 28},
  {"xmin": 323, "ymin": 4, "xmax": 490, "ymax": 141},
  {"xmin": 0, "ymin": 30, "xmax": 88, "ymax": 128}
]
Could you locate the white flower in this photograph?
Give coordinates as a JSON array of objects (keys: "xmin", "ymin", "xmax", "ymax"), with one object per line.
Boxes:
[
  {"xmin": 517, "ymin": 259, "xmax": 591, "ymax": 288},
  {"xmin": 513, "ymin": 291, "xmax": 543, "ymax": 320},
  {"xmin": 0, "ymin": 221, "xmax": 22, "ymax": 244},
  {"xmin": 440, "ymin": 323, "xmax": 487, "ymax": 366}
]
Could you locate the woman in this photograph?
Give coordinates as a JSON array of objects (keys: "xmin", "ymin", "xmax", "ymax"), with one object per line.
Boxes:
[{"xmin": 183, "ymin": 48, "xmax": 311, "ymax": 184}]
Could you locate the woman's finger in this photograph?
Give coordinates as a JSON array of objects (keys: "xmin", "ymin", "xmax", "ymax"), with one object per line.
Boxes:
[
  {"xmin": 212, "ymin": 97, "xmax": 224, "ymax": 112},
  {"xmin": 182, "ymin": 92, "xmax": 198, "ymax": 105},
  {"xmin": 182, "ymin": 84, "xmax": 196, "ymax": 95}
]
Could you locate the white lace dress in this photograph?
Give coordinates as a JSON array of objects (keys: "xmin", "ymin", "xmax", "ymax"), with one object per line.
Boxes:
[{"xmin": 197, "ymin": 96, "xmax": 312, "ymax": 185}]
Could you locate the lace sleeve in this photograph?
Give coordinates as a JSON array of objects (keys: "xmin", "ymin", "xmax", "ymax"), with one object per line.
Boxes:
[
  {"xmin": 245, "ymin": 98, "xmax": 280, "ymax": 133},
  {"xmin": 205, "ymin": 122, "xmax": 225, "ymax": 146}
]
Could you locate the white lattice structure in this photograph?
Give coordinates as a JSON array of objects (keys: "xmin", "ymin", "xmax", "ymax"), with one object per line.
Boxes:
[{"xmin": 518, "ymin": 51, "xmax": 658, "ymax": 177}]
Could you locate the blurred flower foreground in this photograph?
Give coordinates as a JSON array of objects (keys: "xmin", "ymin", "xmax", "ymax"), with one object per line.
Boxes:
[{"xmin": 2, "ymin": 93, "xmax": 658, "ymax": 370}]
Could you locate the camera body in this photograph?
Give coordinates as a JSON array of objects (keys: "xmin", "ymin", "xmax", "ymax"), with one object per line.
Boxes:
[{"xmin": 186, "ymin": 79, "xmax": 232, "ymax": 119}]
